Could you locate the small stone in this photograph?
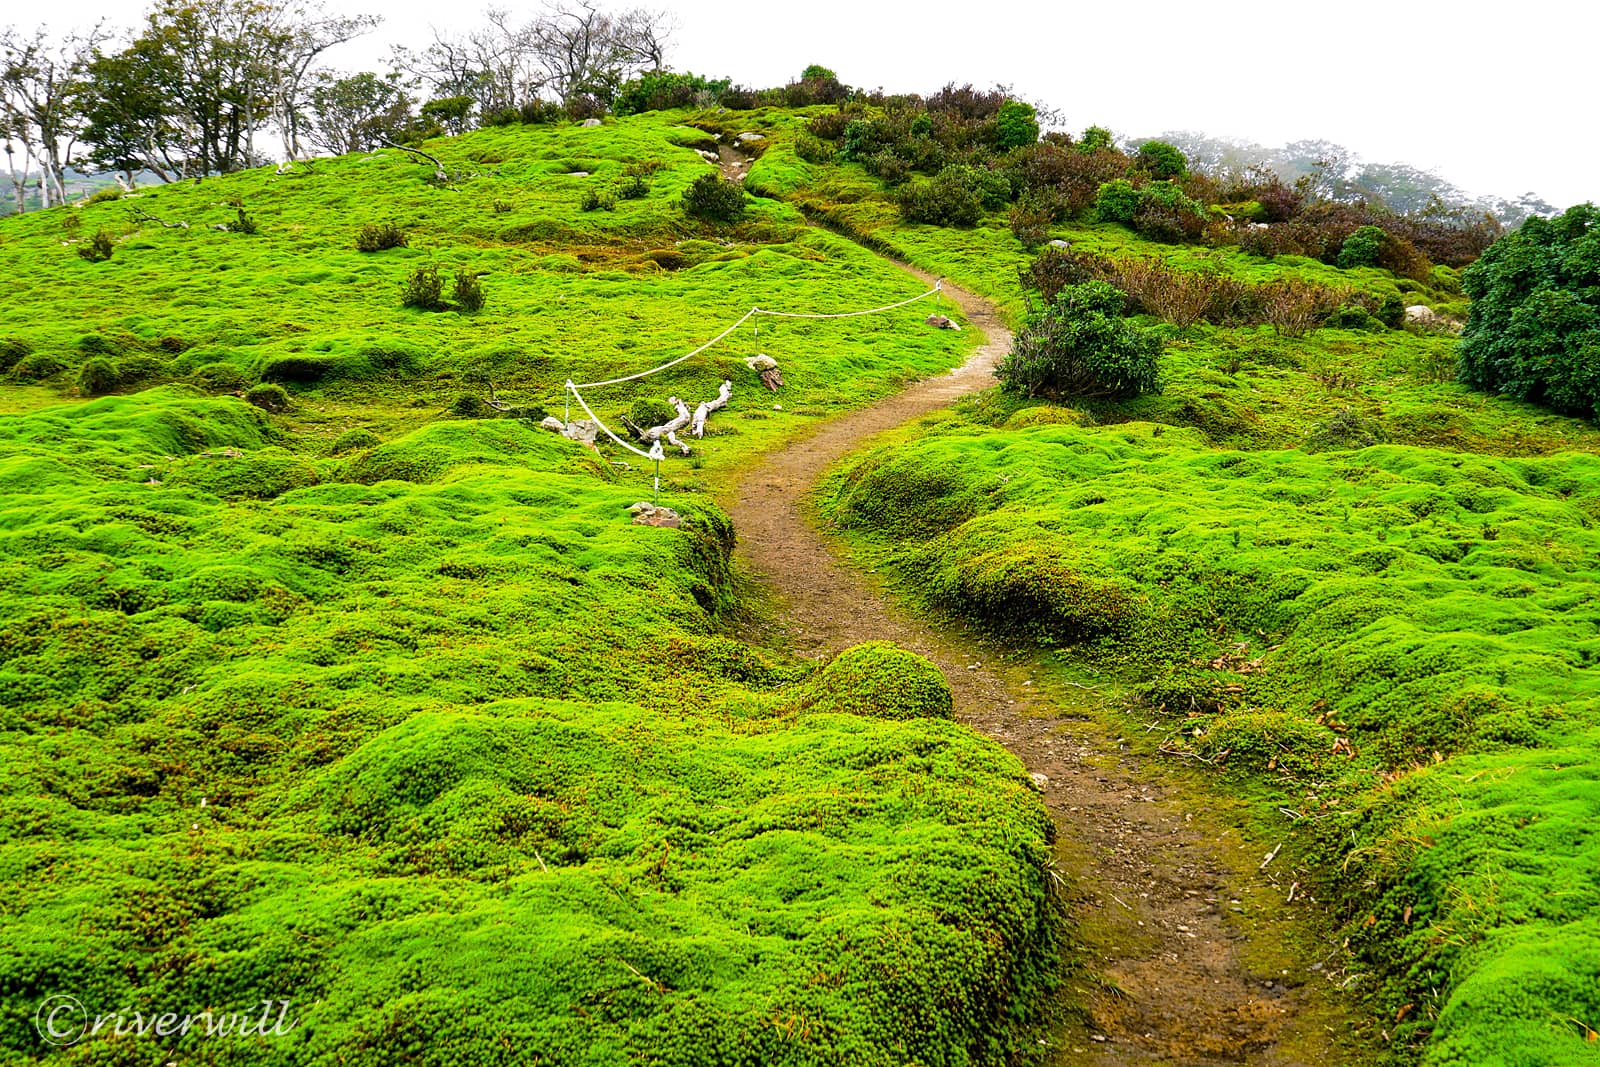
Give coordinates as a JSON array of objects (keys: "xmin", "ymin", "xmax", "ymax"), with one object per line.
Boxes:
[
  {"xmin": 736, "ymin": 131, "xmax": 765, "ymax": 144},
  {"xmin": 567, "ymin": 170, "xmax": 589, "ymax": 177},
  {"xmin": 1029, "ymin": 772, "xmax": 1049, "ymax": 791},
  {"xmin": 626, "ymin": 501, "xmax": 656, "ymax": 515},
  {"xmin": 1048, "ymin": 238, "xmax": 1071, "ymax": 248},
  {"xmin": 539, "ymin": 416, "xmax": 565, "ymax": 432},
  {"xmin": 925, "ymin": 314, "xmax": 958, "ymax": 329},
  {"xmin": 581, "ymin": 118, "xmax": 601, "ymax": 128},
  {"xmin": 744, "ymin": 354, "xmax": 778, "ymax": 372},
  {"xmin": 772, "ymin": 403, "xmax": 782, "ymax": 410},
  {"xmin": 632, "ymin": 505, "xmax": 682, "ymax": 528}
]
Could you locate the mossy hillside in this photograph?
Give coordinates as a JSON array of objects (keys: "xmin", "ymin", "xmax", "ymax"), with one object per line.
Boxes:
[
  {"xmin": 0, "ymin": 110, "xmax": 974, "ymax": 489},
  {"xmin": 819, "ymin": 412, "xmax": 1600, "ymax": 1062},
  {"xmin": 0, "ymin": 389, "xmax": 1062, "ymax": 1062}
]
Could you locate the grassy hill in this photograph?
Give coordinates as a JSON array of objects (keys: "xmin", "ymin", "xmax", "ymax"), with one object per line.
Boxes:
[{"xmin": 0, "ymin": 113, "xmax": 1063, "ymax": 1063}]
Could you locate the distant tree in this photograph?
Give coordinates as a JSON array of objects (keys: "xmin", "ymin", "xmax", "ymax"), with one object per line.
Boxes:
[
  {"xmin": 1136, "ymin": 139, "xmax": 1187, "ymax": 180},
  {"xmin": 1078, "ymin": 125, "xmax": 1113, "ymax": 153},
  {"xmin": 78, "ymin": 39, "xmax": 186, "ymax": 183},
  {"xmin": 1459, "ymin": 204, "xmax": 1600, "ymax": 419},
  {"xmin": 800, "ymin": 64, "xmax": 836, "ymax": 81},
  {"xmin": 0, "ymin": 25, "xmax": 103, "ymax": 209},
  {"xmin": 308, "ymin": 71, "xmax": 412, "ymax": 155}
]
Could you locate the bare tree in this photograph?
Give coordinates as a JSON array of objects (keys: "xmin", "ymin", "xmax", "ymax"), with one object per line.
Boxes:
[
  {"xmin": 266, "ymin": 3, "xmax": 382, "ymax": 164},
  {"xmin": 0, "ymin": 25, "xmax": 103, "ymax": 209}
]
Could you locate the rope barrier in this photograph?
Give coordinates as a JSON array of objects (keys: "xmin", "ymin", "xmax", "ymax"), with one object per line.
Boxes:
[{"xmin": 569, "ymin": 282, "xmax": 942, "ymax": 390}]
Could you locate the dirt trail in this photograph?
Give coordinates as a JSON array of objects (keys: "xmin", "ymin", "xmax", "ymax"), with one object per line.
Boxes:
[{"xmin": 722, "ymin": 199, "xmax": 1350, "ymax": 1062}]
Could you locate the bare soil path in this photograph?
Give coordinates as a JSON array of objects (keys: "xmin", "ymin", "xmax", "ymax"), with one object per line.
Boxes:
[{"xmin": 722, "ymin": 236, "xmax": 1354, "ymax": 1063}]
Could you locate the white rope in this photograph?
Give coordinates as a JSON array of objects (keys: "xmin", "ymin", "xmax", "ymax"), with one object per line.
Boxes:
[
  {"xmin": 570, "ymin": 282, "xmax": 943, "ymax": 390},
  {"xmin": 573, "ymin": 307, "xmax": 760, "ymax": 389},
  {"xmin": 565, "ymin": 381, "xmax": 664, "ymax": 462},
  {"xmin": 751, "ymin": 283, "xmax": 941, "ymax": 320}
]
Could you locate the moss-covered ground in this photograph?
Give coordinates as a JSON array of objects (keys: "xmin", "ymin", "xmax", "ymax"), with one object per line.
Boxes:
[
  {"xmin": 766, "ymin": 116, "xmax": 1600, "ymax": 1064},
  {"xmin": 0, "ymin": 112, "xmax": 1065, "ymax": 1064}
]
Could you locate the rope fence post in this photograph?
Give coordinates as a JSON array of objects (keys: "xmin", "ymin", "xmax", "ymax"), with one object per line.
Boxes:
[{"xmin": 649, "ymin": 441, "xmax": 665, "ymax": 503}]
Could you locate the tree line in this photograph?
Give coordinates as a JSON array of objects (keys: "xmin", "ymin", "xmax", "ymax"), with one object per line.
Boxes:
[{"xmin": 0, "ymin": 0, "xmax": 671, "ymax": 213}]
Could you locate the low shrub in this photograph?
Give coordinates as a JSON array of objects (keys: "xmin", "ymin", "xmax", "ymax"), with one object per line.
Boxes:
[
  {"xmin": 77, "ymin": 228, "xmax": 115, "ymax": 262},
  {"xmin": 681, "ymin": 173, "xmax": 746, "ymax": 223},
  {"xmin": 356, "ymin": 223, "xmax": 408, "ymax": 251},
  {"xmin": 897, "ymin": 164, "xmax": 1010, "ymax": 227},
  {"xmin": 231, "ymin": 208, "xmax": 258, "ymax": 235},
  {"xmin": 84, "ymin": 185, "xmax": 123, "ymax": 205},
  {"xmin": 401, "ymin": 265, "xmax": 447, "ymax": 310},
  {"xmin": 451, "ymin": 394, "xmax": 494, "ymax": 418},
  {"xmin": 580, "ymin": 186, "xmax": 617, "ymax": 212},
  {"xmin": 998, "ymin": 281, "xmax": 1164, "ymax": 399},
  {"xmin": 994, "ymin": 100, "xmax": 1039, "ymax": 149},
  {"xmin": 1131, "ymin": 181, "xmax": 1207, "ymax": 243},
  {"xmin": 10, "ymin": 352, "xmax": 67, "ymax": 382},
  {"xmin": 1336, "ymin": 224, "xmax": 1386, "ymax": 269},
  {"xmin": 452, "ymin": 271, "xmax": 486, "ymax": 313},
  {"xmin": 0, "ymin": 336, "xmax": 33, "ymax": 373},
  {"xmin": 1095, "ymin": 179, "xmax": 1141, "ymax": 224},
  {"xmin": 243, "ymin": 383, "xmax": 289, "ymax": 413},
  {"xmin": 1009, "ymin": 196, "xmax": 1054, "ymax": 248}
]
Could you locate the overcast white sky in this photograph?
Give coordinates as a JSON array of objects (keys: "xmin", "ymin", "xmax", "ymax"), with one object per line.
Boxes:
[{"xmin": 41, "ymin": 0, "xmax": 1598, "ymax": 208}]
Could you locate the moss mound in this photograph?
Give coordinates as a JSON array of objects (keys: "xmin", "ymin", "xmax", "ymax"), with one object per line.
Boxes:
[{"xmin": 801, "ymin": 641, "xmax": 954, "ymax": 720}]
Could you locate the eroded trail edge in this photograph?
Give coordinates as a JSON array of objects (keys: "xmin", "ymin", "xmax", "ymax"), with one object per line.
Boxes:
[{"xmin": 726, "ymin": 271, "xmax": 1350, "ymax": 1066}]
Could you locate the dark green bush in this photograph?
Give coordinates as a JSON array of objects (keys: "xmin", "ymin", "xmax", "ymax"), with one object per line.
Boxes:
[
  {"xmin": 1337, "ymin": 224, "xmax": 1386, "ymax": 269},
  {"xmin": 617, "ymin": 176, "xmax": 649, "ymax": 200},
  {"xmin": 1095, "ymin": 179, "xmax": 1141, "ymax": 223},
  {"xmin": 681, "ymin": 173, "xmax": 746, "ymax": 223},
  {"xmin": 1009, "ymin": 196, "xmax": 1054, "ymax": 248},
  {"xmin": 85, "ymin": 185, "xmax": 123, "ymax": 205},
  {"xmin": 244, "ymin": 383, "xmax": 290, "ymax": 413},
  {"xmin": 77, "ymin": 228, "xmax": 115, "ymax": 262},
  {"xmin": 356, "ymin": 223, "xmax": 407, "ymax": 252},
  {"xmin": 1132, "ymin": 181, "xmax": 1208, "ymax": 243},
  {"xmin": 994, "ymin": 100, "xmax": 1039, "ymax": 149},
  {"xmin": 231, "ymin": 208, "xmax": 258, "ymax": 235},
  {"xmin": 1078, "ymin": 125, "xmax": 1114, "ymax": 153},
  {"xmin": 997, "ymin": 281, "xmax": 1164, "ymax": 399},
  {"xmin": 793, "ymin": 131, "xmax": 835, "ymax": 164},
  {"xmin": 401, "ymin": 265, "xmax": 447, "ymax": 310},
  {"xmin": 580, "ymin": 186, "xmax": 617, "ymax": 212},
  {"xmin": 452, "ymin": 271, "xmax": 486, "ymax": 313},
  {"xmin": 77, "ymin": 357, "xmax": 120, "ymax": 395},
  {"xmin": 1459, "ymin": 204, "xmax": 1600, "ymax": 418},
  {"xmin": 1136, "ymin": 140, "xmax": 1188, "ymax": 180},
  {"xmin": 897, "ymin": 164, "xmax": 1010, "ymax": 227}
]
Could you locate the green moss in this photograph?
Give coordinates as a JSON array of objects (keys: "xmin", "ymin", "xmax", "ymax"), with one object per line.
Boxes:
[{"xmin": 799, "ymin": 641, "xmax": 954, "ymax": 720}]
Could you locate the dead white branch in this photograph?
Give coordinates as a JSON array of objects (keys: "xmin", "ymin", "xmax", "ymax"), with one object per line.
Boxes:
[{"xmin": 691, "ymin": 379, "xmax": 732, "ymax": 437}]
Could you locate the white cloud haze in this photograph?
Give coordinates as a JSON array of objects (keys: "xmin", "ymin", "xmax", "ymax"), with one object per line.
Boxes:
[{"xmin": 39, "ymin": 0, "xmax": 1598, "ymax": 209}]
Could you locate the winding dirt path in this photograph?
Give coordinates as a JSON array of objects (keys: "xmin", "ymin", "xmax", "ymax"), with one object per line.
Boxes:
[{"xmin": 725, "ymin": 258, "xmax": 1352, "ymax": 1062}]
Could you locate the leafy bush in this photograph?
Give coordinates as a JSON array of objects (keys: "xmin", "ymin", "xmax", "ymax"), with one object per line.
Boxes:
[
  {"xmin": 1078, "ymin": 125, "xmax": 1114, "ymax": 153},
  {"xmin": 799, "ymin": 642, "xmax": 953, "ymax": 720},
  {"xmin": 1459, "ymin": 204, "xmax": 1600, "ymax": 418},
  {"xmin": 997, "ymin": 281, "xmax": 1163, "ymax": 398},
  {"xmin": 355, "ymin": 222, "xmax": 407, "ymax": 252},
  {"xmin": 1022, "ymin": 246, "xmax": 1106, "ymax": 302},
  {"xmin": 681, "ymin": 173, "xmax": 746, "ymax": 222},
  {"xmin": 1136, "ymin": 140, "xmax": 1187, "ymax": 180},
  {"xmin": 452, "ymin": 270, "xmax": 486, "ymax": 313},
  {"xmin": 897, "ymin": 164, "xmax": 1010, "ymax": 227},
  {"xmin": 1337, "ymin": 224, "xmax": 1386, "ymax": 268},
  {"xmin": 612, "ymin": 71, "xmax": 729, "ymax": 115},
  {"xmin": 77, "ymin": 357, "xmax": 119, "ymax": 395},
  {"xmin": 77, "ymin": 228, "xmax": 115, "ymax": 262},
  {"xmin": 401, "ymin": 264, "xmax": 447, "ymax": 310},
  {"xmin": 1095, "ymin": 179, "xmax": 1141, "ymax": 223},
  {"xmin": 243, "ymin": 382, "xmax": 289, "ymax": 413},
  {"xmin": 617, "ymin": 175, "xmax": 649, "ymax": 200},
  {"xmin": 793, "ymin": 131, "xmax": 835, "ymax": 164},
  {"xmin": 800, "ymin": 63, "xmax": 836, "ymax": 81},
  {"xmin": 451, "ymin": 393, "xmax": 494, "ymax": 418},
  {"xmin": 1009, "ymin": 196, "xmax": 1054, "ymax": 248},
  {"xmin": 231, "ymin": 207, "xmax": 258, "ymax": 235},
  {"xmin": 1132, "ymin": 181, "xmax": 1207, "ymax": 243},
  {"xmin": 994, "ymin": 100, "xmax": 1039, "ymax": 149}
]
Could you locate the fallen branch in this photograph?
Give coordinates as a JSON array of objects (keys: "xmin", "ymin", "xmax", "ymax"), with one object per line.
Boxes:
[
  {"xmin": 691, "ymin": 380, "xmax": 732, "ymax": 437},
  {"xmin": 641, "ymin": 397, "xmax": 692, "ymax": 445},
  {"xmin": 379, "ymin": 136, "xmax": 448, "ymax": 182},
  {"xmin": 128, "ymin": 207, "xmax": 188, "ymax": 230}
]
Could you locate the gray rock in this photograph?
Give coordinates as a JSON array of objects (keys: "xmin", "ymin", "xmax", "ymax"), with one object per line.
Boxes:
[
  {"xmin": 744, "ymin": 354, "xmax": 778, "ymax": 372},
  {"xmin": 925, "ymin": 314, "xmax": 959, "ymax": 330},
  {"xmin": 1048, "ymin": 238, "xmax": 1071, "ymax": 248},
  {"xmin": 630, "ymin": 503, "xmax": 682, "ymax": 528},
  {"xmin": 1029, "ymin": 772, "xmax": 1049, "ymax": 791},
  {"xmin": 1404, "ymin": 304, "xmax": 1441, "ymax": 326},
  {"xmin": 567, "ymin": 170, "xmax": 589, "ymax": 177},
  {"xmin": 736, "ymin": 131, "xmax": 765, "ymax": 144},
  {"xmin": 539, "ymin": 416, "xmax": 565, "ymax": 432},
  {"xmin": 561, "ymin": 419, "xmax": 599, "ymax": 445},
  {"xmin": 697, "ymin": 149, "xmax": 719, "ymax": 163},
  {"xmin": 581, "ymin": 118, "xmax": 602, "ymax": 128}
]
